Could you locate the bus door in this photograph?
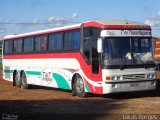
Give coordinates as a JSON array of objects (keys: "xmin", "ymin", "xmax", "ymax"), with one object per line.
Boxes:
[{"xmin": 91, "ymin": 37, "xmax": 99, "ymax": 74}]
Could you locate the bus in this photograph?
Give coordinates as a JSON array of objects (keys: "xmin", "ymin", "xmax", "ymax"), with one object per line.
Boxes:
[
  {"xmin": 153, "ymin": 37, "xmax": 160, "ymax": 93},
  {"xmin": 2, "ymin": 20, "xmax": 156, "ymax": 97}
]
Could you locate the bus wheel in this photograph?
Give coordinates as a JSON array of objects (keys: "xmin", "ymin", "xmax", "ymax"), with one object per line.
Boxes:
[
  {"xmin": 14, "ymin": 71, "xmax": 21, "ymax": 88},
  {"xmin": 21, "ymin": 72, "xmax": 28, "ymax": 89},
  {"xmin": 74, "ymin": 75, "xmax": 86, "ymax": 97}
]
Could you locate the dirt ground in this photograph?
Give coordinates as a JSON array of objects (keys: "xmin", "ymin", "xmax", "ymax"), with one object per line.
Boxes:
[{"xmin": 0, "ymin": 70, "xmax": 160, "ymax": 120}]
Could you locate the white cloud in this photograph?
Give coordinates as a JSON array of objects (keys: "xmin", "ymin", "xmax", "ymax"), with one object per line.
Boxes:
[
  {"xmin": 47, "ymin": 17, "xmax": 55, "ymax": 22},
  {"xmin": 0, "ymin": 13, "xmax": 80, "ymax": 39},
  {"xmin": 145, "ymin": 11, "xmax": 160, "ymax": 37},
  {"xmin": 0, "ymin": 19, "xmax": 10, "ymax": 24},
  {"xmin": 46, "ymin": 13, "xmax": 79, "ymax": 27},
  {"xmin": 0, "ymin": 28, "xmax": 7, "ymax": 33},
  {"xmin": 70, "ymin": 13, "xmax": 79, "ymax": 20},
  {"xmin": 47, "ymin": 17, "xmax": 64, "ymax": 22},
  {"xmin": 144, "ymin": 19, "xmax": 154, "ymax": 26},
  {"xmin": 32, "ymin": 19, "xmax": 39, "ymax": 23},
  {"xmin": 145, "ymin": 11, "xmax": 160, "ymax": 27},
  {"xmin": 0, "ymin": 30, "xmax": 5, "ymax": 33}
]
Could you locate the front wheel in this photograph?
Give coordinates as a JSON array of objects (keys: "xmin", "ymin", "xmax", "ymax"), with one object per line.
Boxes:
[{"xmin": 73, "ymin": 75, "xmax": 86, "ymax": 97}]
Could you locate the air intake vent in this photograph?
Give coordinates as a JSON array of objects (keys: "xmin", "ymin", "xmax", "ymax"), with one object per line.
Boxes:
[{"xmin": 123, "ymin": 74, "xmax": 145, "ymax": 80}]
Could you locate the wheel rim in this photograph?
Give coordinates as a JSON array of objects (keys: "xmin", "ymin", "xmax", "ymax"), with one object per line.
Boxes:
[
  {"xmin": 76, "ymin": 77, "xmax": 84, "ymax": 93},
  {"xmin": 22, "ymin": 74, "xmax": 26, "ymax": 86},
  {"xmin": 15, "ymin": 73, "xmax": 20, "ymax": 84}
]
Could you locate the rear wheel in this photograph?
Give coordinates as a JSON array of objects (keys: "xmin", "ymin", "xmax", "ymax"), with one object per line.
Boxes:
[
  {"xmin": 14, "ymin": 71, "xmax": 21, "ymax": 88},
  {"xmin": 73, "ymin": 75, "xmax": 86, "ymax": 97},
  {"xmin": 21, "ymin": 72, "xmax": 28, "ymax": 89}
]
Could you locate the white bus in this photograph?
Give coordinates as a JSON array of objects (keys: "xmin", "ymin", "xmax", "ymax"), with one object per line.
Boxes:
[{"xmin": 2, "ymin": 20, "xmax": 156, "ymax": 97}]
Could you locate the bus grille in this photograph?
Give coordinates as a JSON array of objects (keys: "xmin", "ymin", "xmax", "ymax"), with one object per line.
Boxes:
[{"xmin": 123, "ymin": 74, "xmax": 146, "ymax": 80}]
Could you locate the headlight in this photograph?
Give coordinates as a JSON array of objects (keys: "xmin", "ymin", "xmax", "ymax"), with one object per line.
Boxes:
[
  {"xmin": 117, "ymin": 76, "xmax": 121, "ymax": 80},
  {"xmin": 146, "ymin": 74, "xmax": 150, "ymax": 79},
  {"xmin": 146, "ymin": 74, "xmax": 156, "ymax": 79},
  {"xmin": 151, "ymin": 74, "xmax": 156, "ymax": 79},
  {"xmin": 111, "ymin": 76, "xmax": 122, "ymax": 80},
  {"xmin": 111, "ymin": 76, "xmax": 116, "ymax": 80}
]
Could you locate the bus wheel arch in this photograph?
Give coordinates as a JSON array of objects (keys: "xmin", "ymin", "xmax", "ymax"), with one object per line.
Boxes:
[{"xmin": 71, "ymin": 73, "xmax": 87, "ymax": 97}]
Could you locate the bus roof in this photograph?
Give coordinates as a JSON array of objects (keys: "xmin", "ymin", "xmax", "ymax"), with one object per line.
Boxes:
[
  {"xmin": 4, "ymin": 20, "xmax": 150, "ymax": 40},
  {"xmin": 96, "ymin": 20, "xmax": 147, "ymax": 25},
  {"xmin": 4, "ymin": 23, "xmax": 81, "ymax": 40}
]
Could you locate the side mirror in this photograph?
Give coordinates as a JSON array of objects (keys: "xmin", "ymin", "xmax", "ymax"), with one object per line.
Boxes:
[{"xmin": 97, "ymin": 38, "xmax": 103, "ymax": 53}]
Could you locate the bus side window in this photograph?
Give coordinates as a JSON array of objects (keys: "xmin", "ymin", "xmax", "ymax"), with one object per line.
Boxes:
[
  {"xmin": 35, "ymin": 35, "xmax": 47, "ymax": 52},
  {"xmin": 13, "ymin": 39, "xmax": 23, "ymax": 53},
  {"xmin": 24, "ymin": 37, "xmax": 34, "ymax": 52},
  {"xmin": 48, "ymin": 33, "xmax": 63, "ymax": 51},
  {"xmin": 4, "ymin": 40, "xmax": 13, "ymax": 54},
  {"xmin": 73, "ymin": 31, "xmax": 80, "ymax": 49},
  {"xmin": 64, "ymin": 30, "xmax": 80, "ymax": 51}
]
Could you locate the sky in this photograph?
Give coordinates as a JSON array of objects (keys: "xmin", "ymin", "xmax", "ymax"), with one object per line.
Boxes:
[{"xmin": 0, "ymin": 0, "xmax": 160, "ymax": 40}]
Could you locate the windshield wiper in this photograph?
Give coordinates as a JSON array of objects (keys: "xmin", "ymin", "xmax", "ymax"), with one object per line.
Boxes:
[
  {"xmin": 120, "ymin": 50, "xmax": 134, "ymax": 70},
  {"xmin": 137, "ymin": 54, "xmax": 155, "ymax": 69}
]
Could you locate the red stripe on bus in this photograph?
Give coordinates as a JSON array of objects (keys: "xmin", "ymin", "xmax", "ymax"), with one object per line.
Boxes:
[
  {"xmin": 3, "ymin": 52, "xmax": 102, "ymax": 84},
  {"xmin": 84, "ymin": 79, "xmax": 102, "ymax": 94}
]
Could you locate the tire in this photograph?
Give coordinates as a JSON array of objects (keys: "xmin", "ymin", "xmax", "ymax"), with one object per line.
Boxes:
[
  {"xmin": 73, "ymin": 75, "xmax": 86, "ymax": 97},
  {"xmin": 14, "ymin": 71, "xmax": 21, "ymax": 88},
  {"xmin": 21, "ymin": 72, "xmax": 28, "ymax": 89}
]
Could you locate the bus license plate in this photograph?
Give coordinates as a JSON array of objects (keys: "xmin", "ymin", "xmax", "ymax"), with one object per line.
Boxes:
[{"xmin": 130, "ymin": 83, "xmax": 139, "ymax": 87}]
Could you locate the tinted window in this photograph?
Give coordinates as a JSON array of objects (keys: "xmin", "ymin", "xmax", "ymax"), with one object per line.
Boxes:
[
  {"xmin": 5, "ymin": 40, "xmax": 13, "ymax": 53},
  {"xmin": 64, "ymin": 30, "xmax": 80, "ymax": 50},
  {"xmin": 73, "ymin": 31, "xmax": 80, "ymax": 49},
  {"xmin": 83, "ymin": 28, "xmax": 91, "ymax": 60},
  {"xmin": 83, "ymin": 28, "xmax": 100, "ymax": 61},
  {"xmin": 133, "ymin": 38, "xmax": 151, "ymax": 53},
  {"xmin": 35, "ymin": 35, "xmax": 47, "ymax": 52},
  {"xmin": 49, "ymin": 34, "xmax": 55, "ymax": 50},
  {"xmin": 84, "ymin": 28, "xmax": 91, "ymax": 37},
  {"xmin": 49, "ymin": 33, "xmax": 62, "ymax": 51},
  {"xmin": 83, "ymin": 38, "xmax": 90, "ymax": 60},
  {"xmin": 13, "ymin": 39, "xmax": 22, "ymax": 53},
  {"xmin": 24, "ymin": 37, "xmax": 34, "ymax": 52},
  {"xmin": 64, "ymin": 32, "xmax": 72, "ymax": 50},
  {"xmin": 57, "ymin": 33, "xmax": 63, "ymax": 50}
]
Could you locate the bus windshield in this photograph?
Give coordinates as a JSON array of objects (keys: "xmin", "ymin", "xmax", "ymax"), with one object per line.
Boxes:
[{"xmin": 102, "ymin": 37, "xmax": 154, "ymax": 66}]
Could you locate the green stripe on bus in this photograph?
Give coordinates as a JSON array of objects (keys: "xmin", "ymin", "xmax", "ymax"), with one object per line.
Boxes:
[
  {"xmin": 26, "ymin": 71, "xmax": 41, "ymax": 76},
  {"xmin": 85, "ymin": 83, "xmax": 90, "ymax": 93},
  {"xmin": 4, "ymin": 70, "xmax": 14, "ymax": 73},
  {"xmin": 53, "ymin": 73, "xmax": 71, "ymax": 90}
]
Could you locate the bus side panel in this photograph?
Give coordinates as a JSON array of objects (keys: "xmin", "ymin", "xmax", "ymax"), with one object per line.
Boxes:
[{"xmin": 3, "ymin": 53, "xmax": 103, "ymax": 94}]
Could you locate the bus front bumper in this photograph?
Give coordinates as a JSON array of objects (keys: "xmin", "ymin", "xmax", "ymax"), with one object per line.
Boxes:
[{"xmin": 102, "ymin": 80, "xmax": 157, "ymax": 94}]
